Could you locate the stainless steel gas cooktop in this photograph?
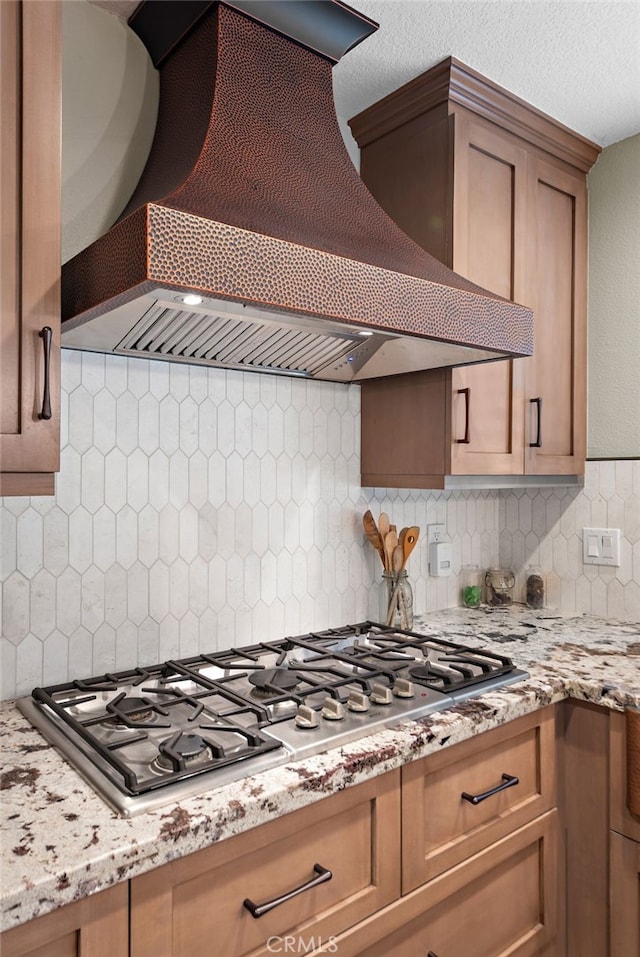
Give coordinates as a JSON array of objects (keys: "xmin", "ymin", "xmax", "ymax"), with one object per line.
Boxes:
[{"xmin": 18, "ymin": 622, "xmax": 527, "ymax": 817}]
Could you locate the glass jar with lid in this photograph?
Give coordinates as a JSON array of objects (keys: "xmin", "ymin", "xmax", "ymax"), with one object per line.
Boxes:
[
  {"xmin": 485, "ymin": 567, "xmax": 515, "ymax": 606},
  {"xmin": 461, "ymin": 564, "xmax": 482, "ymax": 608},
  {"xmin": 525, "ymin": 565, "xmax": 545, "ymax": 609}
]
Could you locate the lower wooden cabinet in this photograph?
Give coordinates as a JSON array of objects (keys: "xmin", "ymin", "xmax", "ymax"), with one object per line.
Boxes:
[
  {"xmin": 0, "ymin": 883, "xmax": 128, "ymax": 957},
  {"xmin": 610, "ymin": 830, "xmax": 640, "ymax": 957},
  {"xmin": 321, "ymin": 811, "xmax": 559, "ymax": 957},
  {"xmin": 130, "ymin": 770, "xmax": 400, "ymax": 957}
]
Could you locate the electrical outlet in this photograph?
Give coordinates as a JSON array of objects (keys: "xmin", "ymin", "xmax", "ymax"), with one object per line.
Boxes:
[
  {"xmin": 427, "ymin": 524, "xmax": 445, "ymax": 544},
  {"xmin": 582, "ymin": 527, "xmax": 621, "ymax": 566}
]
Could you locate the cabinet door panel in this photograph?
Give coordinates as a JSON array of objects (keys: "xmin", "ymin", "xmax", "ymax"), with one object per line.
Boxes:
[
  {"xmin": 450, "ymin": 117, "xmax": 527, "ymax": 474},
  {"xmin": 0, "ymin": 0, "xmax": 60, "ymax": 494},
  {"xmin": 524, "ymin": 160, "xmax": 587, "ymax": 474}
]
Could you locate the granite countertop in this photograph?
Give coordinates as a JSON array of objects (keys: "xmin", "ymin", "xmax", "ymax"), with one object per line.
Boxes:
[{"xmin": 2, "ymin": 608, "xmax": 639, "ymax": 933}]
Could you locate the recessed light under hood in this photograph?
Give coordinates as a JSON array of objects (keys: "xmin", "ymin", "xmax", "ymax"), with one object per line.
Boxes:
[{"xmin": 61, "ymin": 0, "xmax": 533, "ymax": 382}]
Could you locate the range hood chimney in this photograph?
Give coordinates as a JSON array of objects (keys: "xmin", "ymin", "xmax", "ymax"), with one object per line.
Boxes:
[{"xmin": 61, "ymin": 0, "xmax": 533, "ymax": 382}]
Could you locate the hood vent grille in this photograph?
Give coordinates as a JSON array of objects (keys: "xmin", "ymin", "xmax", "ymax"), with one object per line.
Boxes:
[{"xmin": 117, "ymin": 303, "xmax": 365, "ymax": 377}]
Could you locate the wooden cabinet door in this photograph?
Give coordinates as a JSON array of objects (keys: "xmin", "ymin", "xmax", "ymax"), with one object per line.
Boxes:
[
  {"xmin": 610, "ymin": 831, "xmax": 640, "ymax": 957},
  {"xmin": 449, "ymin": 115, "xmax": 527, "ymax": 476},
  {"xmin": 0, "ymin": 0, "xmax": 61, "ymax": 496},
  {"xmin": 523, "ymin": 158, "xmax": 587, "ymax": 475},
  {"xmin": 0, "ymin": 883, "xmax": 128, "ymax": 957}
]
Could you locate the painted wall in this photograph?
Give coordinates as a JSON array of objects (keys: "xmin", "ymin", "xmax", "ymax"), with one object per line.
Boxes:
[{"xmin": 587, "ymin": 133, "xmax": 640, "ymax": 458}]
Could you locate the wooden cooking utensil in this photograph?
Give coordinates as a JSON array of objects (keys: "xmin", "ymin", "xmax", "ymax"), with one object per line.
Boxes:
[
  {"xmin": 384, "ymin": 529, "xmax": 398, "ymax": 573},
  {"xmin": 401, "ymin": 526, "xmax": 420, "ymax": 569},
  {"xmin": 378, "ymin": 512, "xmax": 390, "ymax": 542},
  {"xmin": 363, "ymin": 510, "xmax": 386, "ymax": 567}
]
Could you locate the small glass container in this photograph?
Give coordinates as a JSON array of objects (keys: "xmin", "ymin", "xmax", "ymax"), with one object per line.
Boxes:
[
  {"xmin": 461, "ymin": 564, "xmax": 482, "ymax": 608},
  {"xmin": 485, "ymin": 567, "xmax": 515, "ymax": 606},
  {"xmin": 380, "ymin": 570, "xmax": 414, "ymax": 630},
  {"xmin": 525, "ymin": 565, "xmax": 545, "ymax": 609}
]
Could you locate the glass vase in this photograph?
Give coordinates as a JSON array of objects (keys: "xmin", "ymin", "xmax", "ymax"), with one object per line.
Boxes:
[{"xmin": 380, "ymin": 570, "xmax": 414, "ymax": 630}]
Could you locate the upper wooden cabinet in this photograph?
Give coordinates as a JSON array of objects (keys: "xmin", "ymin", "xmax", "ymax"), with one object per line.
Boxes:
[
  {"xmin": 0, "ymin": 0, "xmax": 61, "ymax": 497},
  {"xmin": 351, "ymin": 58, "xmax": 600, "ymax": 488}
]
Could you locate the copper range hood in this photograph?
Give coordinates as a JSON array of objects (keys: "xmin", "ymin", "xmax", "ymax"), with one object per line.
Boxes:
[{"xmin": 61, "ymin": 0, "xmax": 533, "ymax": 382}]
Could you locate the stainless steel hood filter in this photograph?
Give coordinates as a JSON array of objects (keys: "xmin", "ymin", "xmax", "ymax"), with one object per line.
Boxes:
[{"xmin": 61, "ymin": 0, "xmax": 533, "ymax": 382}]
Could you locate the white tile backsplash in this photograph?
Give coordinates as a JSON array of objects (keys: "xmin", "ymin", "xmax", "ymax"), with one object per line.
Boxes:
[{"xmin": 2, "ymin": 350, "xmax": 639, "ymax": 699}]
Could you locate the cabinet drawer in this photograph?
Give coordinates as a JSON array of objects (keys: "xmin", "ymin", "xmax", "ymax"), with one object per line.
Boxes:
[
  {"xmin": 402, "ymin": 706, "xmax": 556, "ymax": 890},
  {"xmin": 325, "ymin": 809, "xmax": 558, "ymax": 957},
  {"xmin": 131, "ymin": 769, "xmax": 400, "ymax": 957},
  {"xmin": 610, "ymin": 709, "xmax": 640, "ymax": 842}
]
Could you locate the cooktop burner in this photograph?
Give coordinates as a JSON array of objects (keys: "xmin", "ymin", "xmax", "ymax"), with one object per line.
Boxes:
[{"xmin": 18, "ymin": 622, "xmax": 527, "ymax": 817}]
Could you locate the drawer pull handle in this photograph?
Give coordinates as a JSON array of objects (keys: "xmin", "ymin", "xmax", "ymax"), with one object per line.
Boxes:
[
  {"xmin": 38, "ymin": 326, "xmax": 53, "ymax": 420},
  {"xmin": 243, "ymin": 863, "xmax": 332, "ymax": 918},
  {"xmin": 428, "ymin": 952, "xmax": 440, "ymax": 956},
  {"xmin": 456, "ymin": 387, "xmax": 471, "ymax": 443},
  {"xmin": 529, "ymin": 396, "xmax": 542, "ymax": 448},
  {"xmin": 461, "ymin": 772, "xmax": 520, "ymax": 805}
]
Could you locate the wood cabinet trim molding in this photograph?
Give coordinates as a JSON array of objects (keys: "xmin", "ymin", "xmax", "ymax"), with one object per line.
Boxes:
[{"xmin": 350, "ymin": 56, "xmax": 601, "ymax": 173}]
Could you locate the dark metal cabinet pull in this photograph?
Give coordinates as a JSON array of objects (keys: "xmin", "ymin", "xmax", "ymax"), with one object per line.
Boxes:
[
  {"xmin": 529, "ymin": 396, "xmax": 542, "ymax": 448},
  {"xmin": 243, "ymin": 863, "xmax": 332, "ymax": 918},
  {"xmin": 456, "ymin": 387, "xmax": 470, "ymax": 443},
  {"xmin": 428, "ymin": 952, "xmax": 440, "ymax": 956},
  {"xmin": 38, "ymin": 326, "xmax": 53, "ymax": 420},
  {"xmin": 461, "ymin": 772, "xmax": 520, "ymax": 805}
]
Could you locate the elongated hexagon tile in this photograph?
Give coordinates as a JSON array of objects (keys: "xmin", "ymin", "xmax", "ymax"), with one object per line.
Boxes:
[
  {"xmin": 168, "ymin": 557, "xmax": 189, "ymax": 619},
  {"xmin": 179, "ymin": 395, "xmax": 199, "ymax": 457},
  {"xmin": 188, "ymin": 557, "xmax": 209, "ymax": 617},
  {"xmin": 104, "ymin": 563, "xmax": 128, "ymax": 629},
  {"xmin": 148, "ymin": 450, "xmax": 170, "ymax": 511},
  {"xmin": 30, "ymin": 568, "xmax": 56, "ymax": 640},
  {"xmin": 169, "ymin": 450, "xmax": 189, "ymax": 509},
  {"xmin": 104, "ymin": 448, "xmax": 127, "ymax": 514},
  {"xmin": 81, "ymin": 447, "xmax": 105, "ymax": 515},
  {"xmin": 115, "ymin": 620, "xmax": 139, "ymax": 672},
  {"xmin": 92, "ymin": 622, "xmax": 116, "ymax": 674},
  {"xmin": 68, "ymin": 625, "xmax": 94, "ymax": 679},
  {"xmin": 16, "ymin": 635, "xmax": 43, "ymax": 695},
  {"xmin": 127, "ymin": 561, "xmax": 149, "ymax": 626},
  {"xmin": 138, "ymin": 393, "xmax": 160, "ymax": 455},
  {"xmin": 138, "ymin": 503, "xmax": 159, "ymax": 569},
  {"xmin": 116, "ymin": 505, "xmax": 139, "ymax": 570},
  {"xmin": 149, "ymin": 359, "xmax": 170, "ymax": 400},
  {"xmin": 137, "ymin": 616, "xmax": 159, "ymax": 665},
  {"xmin": 158, "ymin": 615, "xmax": 180, "ymax": 660},
  {"xmin": 188, "ymin": 450, "xmax": 208, "ymax": 510},
  {"xmin": 16, "ymin": 508, "xmax": 43, "ymax": 579},
  {"xmin": 159, "ymin": 394, "xmax": 180, "ymax": 455},
  {"xmin": 93, "ymin": 389, "xmax": 116, "ymax": 454},
  {"xmin": 68, "ymin": 506, "xmax": 93, "ymax": 574},
  {"xmin": 2, "ymin": 571, "xmax": 30, "ymax": 644},
  {"xmin": 81, "ymin": 564, "xmax": 105, "ymax": 632},
  {"xmin": 179, "ymin": 610, "xmax": 200, "ymax": 658},
  {"xmin": 56, "ymin": 567, "xmax": 82, "ymax": 636},
  {"xmin": 42, "ymin": 630, "xmax": 69, "ymax": 687}
]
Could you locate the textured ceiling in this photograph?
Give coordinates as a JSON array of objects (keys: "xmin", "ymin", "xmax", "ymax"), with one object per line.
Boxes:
[{"xmin": 91, "ymin": 0, "xmax": 640, "ymax": 147}]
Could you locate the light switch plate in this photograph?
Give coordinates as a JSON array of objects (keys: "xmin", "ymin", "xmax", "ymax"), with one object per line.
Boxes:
[{"xmin": 582, "ymin": 527, "xmax": 621, "ymax": 566}]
